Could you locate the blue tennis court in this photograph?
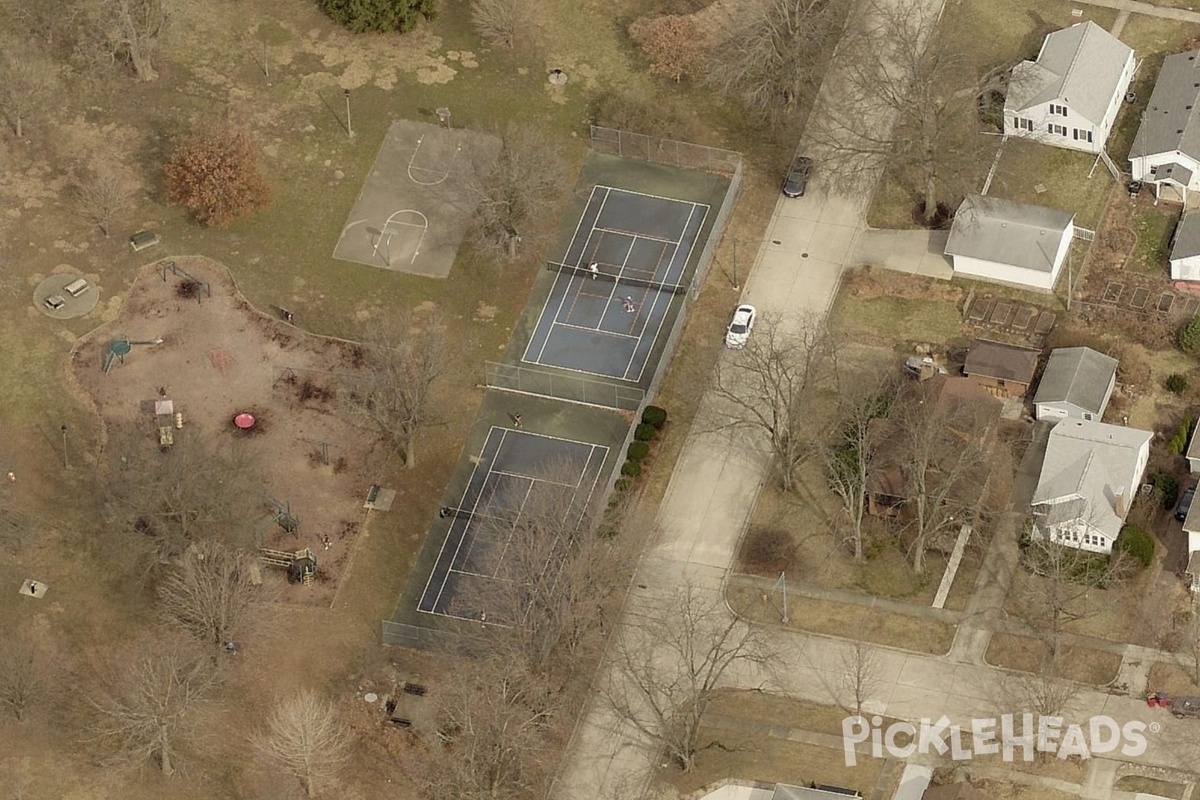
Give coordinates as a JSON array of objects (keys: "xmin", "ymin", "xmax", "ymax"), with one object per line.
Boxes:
[
  {"xmin": 522, "ymin": 186, "xmax": 709, "ymax": 382},
  {"xmin": 417, "ymin": 426, "xmax": 608, "ymax": 620}
]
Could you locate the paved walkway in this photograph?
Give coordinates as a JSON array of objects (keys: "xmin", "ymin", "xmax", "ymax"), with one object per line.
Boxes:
[
  {"xmin": 1076, "ymin": 0, "xmax": 1200, "ymax": 24},
  {"xmin": 851, "ymin": 229, "xmax": 954, "ymax": 279}
]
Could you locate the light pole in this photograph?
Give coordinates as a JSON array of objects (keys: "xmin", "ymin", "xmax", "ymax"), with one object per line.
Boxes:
[
  {"xmin": 730, "ymin": 237, "xmax": 783, "ymax": 291},
  {"xmin": 60, "ymin": 425, "xmax": 68, "ymax": 469},
  {"xmin": 344, "ymin": 89, "xmax": 354, "ymax": 138}
]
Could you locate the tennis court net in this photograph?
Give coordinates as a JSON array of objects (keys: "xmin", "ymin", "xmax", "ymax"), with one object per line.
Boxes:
[{"xmin": 547, "ymin": 261, "xmax": 689, "ymax": 295}]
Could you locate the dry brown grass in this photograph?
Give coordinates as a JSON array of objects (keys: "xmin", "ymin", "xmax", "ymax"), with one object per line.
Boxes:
[
  {"xmin": 984, "ymin": 633, "xmax": 1122, "ymax": 685},
  {"xmin": 707, "ymin": 691, "xmax": 902, "ymax": 737},
  {"xmin": 1148, "ymin": 660, "xmax": 1200, "ymax": 695},
  {"xmin": 1114, "ymin": 776, "xmax": 1187, "ymax": 799},
  {"xmin": 727, "ymin": 584, "xmax": 956, "ymax": 654},
  {"xmin": 966, "ymin": 775, "xmax": 1084, "ymax": 800},
  {"xmin": 661, "ymin": 727, "xmax": 885, "ymax": 797}
]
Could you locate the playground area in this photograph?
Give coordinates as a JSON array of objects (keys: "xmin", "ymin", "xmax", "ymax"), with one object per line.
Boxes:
[
  {"xmin": 332, "ymin": 119, "xmax": 500, "ymax": 278},
  {"xmin": 69, "ymin": 257, "xmax": 380, "ymax": 606}
]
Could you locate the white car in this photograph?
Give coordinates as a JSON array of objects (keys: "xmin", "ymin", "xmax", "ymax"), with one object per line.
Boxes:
[{"xmin": 725, "ymin": 304, "xmax": 756, "ymax": 349}]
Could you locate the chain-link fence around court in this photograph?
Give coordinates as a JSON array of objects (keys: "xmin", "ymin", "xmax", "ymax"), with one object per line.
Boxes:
[{"xmin": 589, "ymin": 126, "xmax": 742, "ymax": 175}]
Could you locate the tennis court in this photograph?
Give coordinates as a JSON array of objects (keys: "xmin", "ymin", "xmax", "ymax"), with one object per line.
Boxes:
[
  {"xmin": 522, "ymin": 186, "xmax": 709, "ymax": 382},
  {"xmin": 417, "ymin": 426, "xmax": 608, "ymax": 620}
]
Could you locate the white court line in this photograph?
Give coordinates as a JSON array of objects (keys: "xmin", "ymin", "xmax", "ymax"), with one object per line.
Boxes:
[
  {"xmin": 420, "ymin": 426, "xmax": 504, "ymax": 613},
  {"xmin": 422, "ymin": 437, "xmax": 611, "ymax": 619},
  {"xmin": 525, "ymin": 187, "xmax": 609, "ymax": 365},
  {"xmin": 490, "ymin": 468, "xmax": 581, "ymax": 487},
  {"xmin": 406, "ymin": 135, "xmax": 462, "ymax": 186},
  {"xmin": 592, "ymin": 226, "xmax": 679, "ymax": 246},
  {"xmin": 626, "ymin": 201, "xmax": 710, "ymax": 382},
  {"xmin": 556, "ymin": 321, "xmax": 640, "ymax": 340}
]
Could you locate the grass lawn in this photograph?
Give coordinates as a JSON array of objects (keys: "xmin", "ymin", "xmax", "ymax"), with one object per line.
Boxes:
[
  {"xmin": 970, "ymin": 778, "xmax": 1082, "ymax": 800},
  {"xmin": 662, "ymin": 727, "xmax": 886, "ymax": 797},
  {"xmin": 830, "ymin": 292, "xmax": 965, "ymax": 345},
  {"xmin": 1114, "ymin": 777, "xmax": 1187, "ymax": 798},
  {"xmin": 1118, "ymin": 14, "xmax": 1200, "ymax": 58},
  {"xmin": 727, "ymin": 585, "xmax": 957, "ymax": 654},
  {"xmin": 707, "ymin": 692, "xmax": 901, "ymax": 737},
  {"xmin": 988, "ymin": 139, "xmax": 1115, "ymax": 230},
  {"xmin": 1127, "ymin": 204, "xmax": 1179, "ymax": 276},
  {"xmin": 985, "ymin": 633, "xmax": 1123, "ymax": 684}
]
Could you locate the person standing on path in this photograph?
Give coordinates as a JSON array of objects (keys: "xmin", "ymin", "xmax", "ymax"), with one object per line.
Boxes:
[{"xmin": 512, "ymin": 413, "xmax": 522, "ymax": 428}]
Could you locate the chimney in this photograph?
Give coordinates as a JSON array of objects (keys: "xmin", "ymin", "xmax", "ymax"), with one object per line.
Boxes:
[{"xmin": 1115, "ymin": 491, "xmax": 1127, "ymax": 518}]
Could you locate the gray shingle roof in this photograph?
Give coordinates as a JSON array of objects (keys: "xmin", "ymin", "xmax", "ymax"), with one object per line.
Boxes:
[
  {"xmin": 1173, "ymin": 210, "xmax": 1200, "ymax": 260},
  {"xmin": 1032, "ymin": 420, "xmax": 1152, "ymax": 540},
  {"xmin": 963, "ymin": 339, "xmax": 1041, "ymax": 384},
  {"xmin": 1006, "ymin": 21, "xmax": 1134, "ymax": 126},
  {"xmin": 1130, "ymin": 50, "xmax": 1200, "ymax": 160},
  {"xmin": 1033, "ymin": 347, "xmax": 1118, "ymax": 413},
  {"xmin": 945, "ymin": 195, "xmax": 1074, "ymax": 273}
]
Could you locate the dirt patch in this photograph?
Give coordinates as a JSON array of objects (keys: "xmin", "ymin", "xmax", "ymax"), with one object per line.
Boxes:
[{"xmin": 70, "ymin": 257, "xmax": 377, "ymax": 606}]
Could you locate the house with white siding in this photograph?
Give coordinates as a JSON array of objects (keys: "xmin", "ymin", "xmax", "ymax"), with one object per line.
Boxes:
[
  {"xmin": 1130, "ymin": 50, "xmax": 1200, "ymax": 202},
  {"xmin": 1031, "ymin": 420, "xmax": 1152, "ymax": 555},
  {"xmin": 1033, "ymin": 346, "xmax": 1118, "ymax": 422},
  {"xmin": 1005, "ymin": 21, "xmax": 1135, "ymax": 154},
  {"xmin": 944, "ymin": 196, "xmax": 1074, "ymax": 291}
]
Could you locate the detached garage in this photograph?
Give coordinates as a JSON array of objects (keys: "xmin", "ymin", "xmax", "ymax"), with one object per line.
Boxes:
[{"xmin": 945, "ymin": 195, "xmax": 1075, "ymax": 292}]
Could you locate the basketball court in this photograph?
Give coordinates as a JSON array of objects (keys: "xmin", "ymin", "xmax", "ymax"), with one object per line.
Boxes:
[
  {"xmin": 333, "ymin": 119, "xmax": 499, "ymax": 278},
  {"xmin": 523, "ymin": 186, "xmax": 709, "ymax": 382},
  {"xmin": 417, "ymin": 426, "xmax": 608, "ymax": 620}
]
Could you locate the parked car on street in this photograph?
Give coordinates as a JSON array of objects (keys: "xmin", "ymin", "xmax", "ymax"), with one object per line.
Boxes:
[
  {"xmin": 782, "ymin": 156, "xmax": 812, "ymax": 198},
  {"xmin": 725, "ymin": 304, "xmax": 757, "ymax": 349}
]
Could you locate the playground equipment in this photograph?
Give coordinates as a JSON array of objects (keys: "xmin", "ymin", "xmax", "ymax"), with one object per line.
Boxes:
[
  {"xmin": 259, "ymin": 547, "xmax": 317, "ymax": 585},
  {"xmin": 154, "ymin": 398, "xmax": 183, "ymax": 447},
  {"xmin": 261, "ymin": 495, "xmax": 300, "ymax": 536},
  {"xmin": 103, "ymin": 334, "xmax": 164, "ymax": 374}
]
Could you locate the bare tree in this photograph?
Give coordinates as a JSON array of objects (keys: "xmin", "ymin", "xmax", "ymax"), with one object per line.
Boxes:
[
  {"xmin": 820, "ymin": 371, "xmax": 895, "ymax": 561},
  {"xmin": 706, "ymin": 0, "xmax": 841, "ymax": 129},
  {"xmin": 345, "ymin": 311, "xmax": 444, "ymax": 470},
  {"xmin": 630, "ymin": 15, "xmax": 707, "ymax": 83},
  {"xmin": 91, "ymin": 0, "xmax": 170, "ymax": 81},
  {"xmin": 459, "ymin": 123, "xmax": 568, "ymax": 262},
  {"xmin": 0, "ymin": 629, "xmax": 51, "ymax": 722},
  {"xmin": 158, "ymin": 538, "xmax": 278, "ymax": 654},
  {"xmin": 103, "ymin": 424, "xmax": 264, "ymax": 571},
  {"xmin": 710, "ymin": 315, "xmax": 839, "ymax": 493},
  {"xmin": 88, "ymin": 639, "xmax": 218, "ymax": 776},
  {"xmin": 604, "ymin": 583, "xmax": 775, "ymax": 773},
  {"xmin": 418, "ymin": 654, "xmax": 559, "ymax": 800},
  {"xmin": 1019, "ymin": 533, "xmax": 1134, "ymax": 660},
  {"xmin": 255, "ymin": 690, "xmax": 352, "ymax": 798},
  {"xmin": 883, "ymin": 378, "xmax": 998, "ymax": 574},
  {"xmin": 470, "ymin": 0, "xmax": 530, "ymax": 49},
  {"xmin": 76, "ymin": 169, "xmax": 136, "ymax": 237},
  {"xmin": 813, "ymin": 0, "xmax": 1008, "ymax": 222},
  {"xmin": 1002, "ymin": 652, "xmax": 1082, "ymax": 727},
  {"xmin": 0, "ymin": 41, "xmax": 57, "ymax": 138},
  {"xmin": 453, "ymin": 459, "xmax": 634, "ymax": 685},
  {"xmin": 839, "ymin": 641, "xmax": 881, "ymax": 716}
]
